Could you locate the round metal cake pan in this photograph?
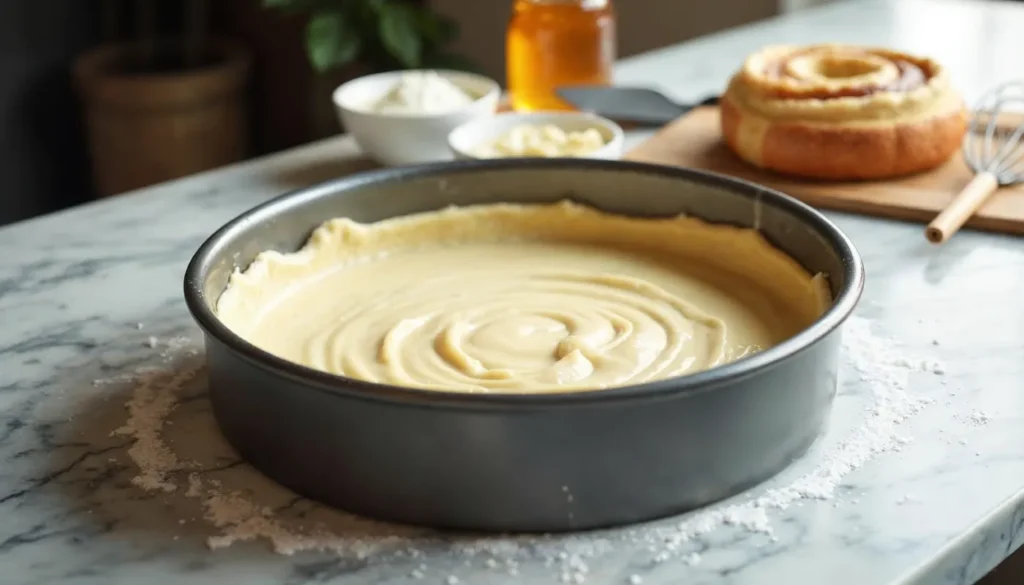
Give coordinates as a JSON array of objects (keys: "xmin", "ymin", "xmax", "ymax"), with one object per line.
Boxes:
[{"xmin": 183, "ymin": 158, "xmax": 864, "ymax": 533}]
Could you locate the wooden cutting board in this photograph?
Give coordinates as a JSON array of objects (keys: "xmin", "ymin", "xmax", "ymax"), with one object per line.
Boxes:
[{"xmin": 625, "ymin": 106, "xmax": 1024, "ymax": 237}]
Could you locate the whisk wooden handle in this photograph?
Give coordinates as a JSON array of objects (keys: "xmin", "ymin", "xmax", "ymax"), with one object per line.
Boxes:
[{"xmin": 925, "ymin": 172, "xmax": 1000, "ymax": 244}]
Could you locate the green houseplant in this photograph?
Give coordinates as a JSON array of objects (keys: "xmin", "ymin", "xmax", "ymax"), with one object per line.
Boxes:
[{"xmin": 262, "ymin": 0, "xmax": 476, "ymax": 75}]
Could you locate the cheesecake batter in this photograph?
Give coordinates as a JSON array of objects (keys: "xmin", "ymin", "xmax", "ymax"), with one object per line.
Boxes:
[{"xmin": 215, "ymin": 200, "xmax": 832, "ymax": 394}]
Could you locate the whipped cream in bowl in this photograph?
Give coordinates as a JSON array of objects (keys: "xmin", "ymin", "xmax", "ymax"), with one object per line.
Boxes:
[
  {"xmin": 333, "ymin": 69, "xmax": 501, "ymax": 167},
  {"xmin": 371, "ymin": 70, "xmax": 477, "ymax": 115}
]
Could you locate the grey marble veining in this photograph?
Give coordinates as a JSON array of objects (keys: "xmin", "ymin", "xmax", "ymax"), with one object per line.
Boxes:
[{"xmin": 2, "ymin": 0, "xmax": 1024, "ymax": 583}]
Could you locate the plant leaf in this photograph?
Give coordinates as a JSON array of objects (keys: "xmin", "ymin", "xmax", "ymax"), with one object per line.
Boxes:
[
  {"xmin": 305, "ymin": 10, "xmax": 362, "ymax": 73},
  {"xmin": 421, "ymin": 51, "xmax": 479, "ymax": 74},
  {"xmin": 378, "ymin": 2, "xmax": 422, "ymax": 69},
  {"xmin": 262, "ymin": 0, "xmax": 318, "ymax": 13},
  {"xmin": 415, "ymin": 9, "xmax": 459, "ymax": 46}
]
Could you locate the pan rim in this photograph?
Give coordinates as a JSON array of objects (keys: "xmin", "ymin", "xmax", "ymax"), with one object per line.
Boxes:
[{"xmin": 183, "ymin": 157, "xmax": 864, "ymax": 408}]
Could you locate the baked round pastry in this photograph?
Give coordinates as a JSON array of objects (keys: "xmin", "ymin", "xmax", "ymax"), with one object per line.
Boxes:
[{"xmin": 720, "ymin": 44, "xmax": 968, "ymax": 180}]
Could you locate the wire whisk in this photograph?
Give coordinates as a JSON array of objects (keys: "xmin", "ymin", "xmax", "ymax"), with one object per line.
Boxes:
[{"xmin": 926, "ymin": 80, "xmax": 1024, "ymax": 244}]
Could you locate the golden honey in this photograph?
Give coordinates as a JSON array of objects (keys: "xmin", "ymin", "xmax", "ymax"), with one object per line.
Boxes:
[{"xmin": 506, "ymin": 0, "xmax": 616, "ymax": 112}]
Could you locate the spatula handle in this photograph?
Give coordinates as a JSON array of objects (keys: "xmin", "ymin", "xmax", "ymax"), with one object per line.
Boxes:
[{"xmin": 925, "ymin": 171, "xmax": 999, "ymax": 244}]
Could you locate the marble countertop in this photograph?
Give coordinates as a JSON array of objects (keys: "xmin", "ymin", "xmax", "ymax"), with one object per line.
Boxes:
[{"xmin": 2, "ymin": 0, "xmax": 1024, "ymax": 583}]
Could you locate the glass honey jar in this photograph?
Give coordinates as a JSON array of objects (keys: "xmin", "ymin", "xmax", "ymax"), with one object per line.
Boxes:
[{"xmin": 506, "ymin": 0, "xmax": 617, "ymax": 112}]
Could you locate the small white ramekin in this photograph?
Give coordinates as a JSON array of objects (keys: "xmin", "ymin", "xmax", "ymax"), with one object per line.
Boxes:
[
  {"xmin": 333, "ymin": 69, "xmax": 501, "ymax": 167},
  {"xmin": 448, "ymin": 111, "xmax": 625, "ymax": 161}
]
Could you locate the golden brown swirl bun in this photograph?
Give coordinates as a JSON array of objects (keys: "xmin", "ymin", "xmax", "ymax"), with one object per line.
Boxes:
[{"xmin": 720, "ymin": 44, "xmax": 968, "ymax": 180}]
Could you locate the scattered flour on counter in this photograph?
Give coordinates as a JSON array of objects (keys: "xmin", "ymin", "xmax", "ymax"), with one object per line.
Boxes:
[
  {"xmin": 896, "ymin": 494, "xmax": 920, "ymax": 505},
  {"xmin": 893, "ymin": 356, "xmax": 945, "ymax": 375},
  {"xmin": 970, "ymin": 411, "xmax": 991, "ymax": 425},
  {"xmin": 957, "ymin": 410, "xmax": 992, "ymax": 426},
  {"xmin": 110, "ymin": 351, "xmax": 200, "ymax": 491},
  {"xmin": 110, "ymin": 316, "xmax": 940, "ymax": 580}
]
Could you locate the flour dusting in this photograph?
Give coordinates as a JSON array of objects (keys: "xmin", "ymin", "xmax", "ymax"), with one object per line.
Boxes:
[
  {"xmin": 109, "ymin": 315, "xmax": 941, "ymax": 580},
  {"xmin": 110, "ymin": 347, "xmax": 199, "ymax": 492},
  {"xmin": 958, "ymin": 410, "xmax": 992, "ymax": 426}
]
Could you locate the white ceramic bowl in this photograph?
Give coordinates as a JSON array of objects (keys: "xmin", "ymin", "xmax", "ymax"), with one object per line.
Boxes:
[
  {"xmin": 448, "ymin": 111, "xmax": 625, "ymax": 161},
  {"xmin": 333, "ymin": 69, "xmax": 501, "ymax": 167}
]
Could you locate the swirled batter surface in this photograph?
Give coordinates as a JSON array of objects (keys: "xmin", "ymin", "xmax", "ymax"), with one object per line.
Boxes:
[{"xmin": 215, "ymin": 201, "xmax": 831, "ymax": 394}]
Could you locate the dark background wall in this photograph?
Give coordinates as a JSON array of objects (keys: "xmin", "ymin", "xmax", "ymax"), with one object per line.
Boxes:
[
  {"xmin": 0, "ymin": 0, "xmax": 798, "ymax": 228},
  {"xmin": 0, "ymin": 0, "xmax": 355, "ymax": 228},
  {"xmin": 0, "ymin": 0, "xmax": 102, "ymax": 226}
]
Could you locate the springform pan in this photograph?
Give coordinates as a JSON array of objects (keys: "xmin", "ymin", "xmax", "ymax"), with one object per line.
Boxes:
[{"xmin": 183, "ymin": 158, "xmax": 864, "ymax": 533}]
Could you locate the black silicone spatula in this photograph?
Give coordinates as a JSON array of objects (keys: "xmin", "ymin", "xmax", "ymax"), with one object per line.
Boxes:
[{"xmin": 556, "ymin": 85, "xmax": 719, "ymax": 126}]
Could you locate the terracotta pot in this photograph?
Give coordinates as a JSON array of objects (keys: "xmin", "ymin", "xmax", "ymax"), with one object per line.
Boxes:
[{"xmin": 74, "ymin": 38, "xmax": 251, "ymax": 197}]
